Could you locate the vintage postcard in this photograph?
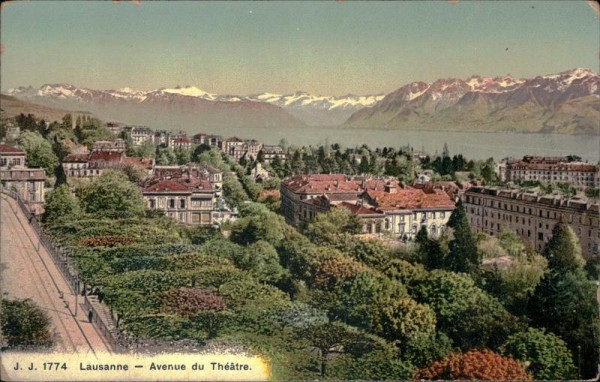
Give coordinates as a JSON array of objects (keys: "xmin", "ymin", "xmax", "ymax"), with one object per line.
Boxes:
[{"xmin": 1, "ymin": 1, "xmax": 599, "ymax": 381}]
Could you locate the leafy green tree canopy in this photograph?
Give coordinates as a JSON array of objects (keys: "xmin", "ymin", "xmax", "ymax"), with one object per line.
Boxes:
[
  {"xmin": 543, "ymin": 222, "xmax": 585, "ymax": 272},
  {"xmin": 1, "ymin": 298, "xmax": 53, "ymax": 348},
  {"xmin": 501, "ymin": 328, "xmax": 575, "ymax": 380},
  {"xmin": 42, "ymin": 185, "xmax": 81, "ymax": 224},
  {"xmin": 80, "ymin": 170, "xmax": 146, "ymax": 217},
  {"xmin": 18, "ymin": 131, "xmax": 59, "ymax": 175},
  {"xmin": 446, "ymin": 200, "xmax": 479, "ymax": 274}
]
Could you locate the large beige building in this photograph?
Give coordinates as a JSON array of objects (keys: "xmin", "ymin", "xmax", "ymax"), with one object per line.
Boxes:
[
  {"xmin": 463, "ymin": 186, "xmax": 599, "ymax": 259},
  {"xmin": 281, "ymin": 174, "xmax": 456, "ymax": 238},
  {"xmin": 497, "ymin": 156, "xmax": 599, "ymax": 189},
  {"xmin": 63, "ymin": 151, "xmax": 154, "ymax": 179}
]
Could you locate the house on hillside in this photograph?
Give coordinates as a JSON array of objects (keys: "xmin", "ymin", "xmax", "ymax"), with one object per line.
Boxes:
[{"xmin": 0, "ymin": 144, "xmax": 46, "ymax": 210}]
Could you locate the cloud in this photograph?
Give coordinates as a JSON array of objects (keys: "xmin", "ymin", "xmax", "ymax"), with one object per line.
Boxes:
[{"xmin": 589, "ymin": 0, "xmax": 600, "ymax": 19}]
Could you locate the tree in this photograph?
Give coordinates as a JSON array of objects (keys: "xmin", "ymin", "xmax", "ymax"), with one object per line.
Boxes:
[
  {"xmin": 18, "ymin": 131, "xmax": 59, "ymax": 175},
  {"xmin": 501, "ymin": 328, "xmax": 576, "ymax": 380},
  {"xmin": 305, "ymin": 207, "xmax": 363, "ymax": 245},
  {"xmin": 80, "ymin": 170, "xmax": 146, "ymax": 217},
  {"xmin": 400, "ymin": 331, "xmax": 452, "ymax": 369},
  {"xmin": 445, "ymin": 200, "xmax": 479, "ymax": 274},
  {"xmin": 234, "ymin": 240, "xmax": 285, "ymax": 284},
  {"xmin": 1, "ymin": 298, "xmax": 53, "ymax": 348},
  {"xmin": 528, "ymin": 269, "xmax": 600, "ymax": 378},
  {"xmin": 230, "ymin": 204, "xmax": 285, "ymax": 246},
  {"xmin": 412, "ymin": 270, "xmax": 522, "ymax": 350},
  {"xmin": 299, "ymin": 322, "xmax": 383, "ymax": 377},
  {"xmin": 161, "ymin": 288, "xmax": 226, "ymax": 318},
  {"xmin": 369, "ymin": 296, "xmax": 436, "ymax": 344},
  {"xmin": 136, "ymin": 140, "xmax": 156, "ymax": 159},
  {"xmin": 290, "ymin": 149, "xmax": 305, "ymax": 174},
  {"xmin": 327, "ymin": 347, "xmax": 414, "ymax": 380},
  {"xmin": 415, "ymin": 349, "xmax": 531, "ymax": 380},
  {"xmin": 122, "ymin": 163, "xmax": 149, "ymax": 184},
  {"xmin": 481, "ymin": 252, "xmax": 547, "ymax": 315},
  {"xmin": 313, "ymin": 254, "xmax": 365, "ymax": 290},
  {"xmin": 42, "ymin": 185, "xmax": 81, "ymax": 224},
  {"xmin": 542, "ymin": 222, "xmax": 585, "ymax": 273}
]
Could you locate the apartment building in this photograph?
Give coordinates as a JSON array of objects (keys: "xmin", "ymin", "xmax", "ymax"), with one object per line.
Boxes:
[
  {"xmin": 92, "ymin": 139, "xmax": 126, "ymax": 153},
  {"xmin": 125, "ymin": 126, "xmax": 154, "ymax": 146},
  {"xmin": 0, "ymin": 144, "xmax": 46, "ymax": 207},
  {"xmin": 261, "ymin": 145, "xmax": 286, "ymax": 164},
  {"xmin": 498, "ymin": 155, "xmax": 599, "ymax": 189},
  {"xmin": 281, "ymin": 174, "xmax": 455, "ymax": 237},
  {"xmin": 63, "ymin": 151, "xmax": 153, "ymax": 179},
  {"xmin": 463, "ymin": 186, "xmax": 599, "ymax": 259},
  {"xmin": 142, "ymin": 165, "xmax": 222, "ymax": 225}
]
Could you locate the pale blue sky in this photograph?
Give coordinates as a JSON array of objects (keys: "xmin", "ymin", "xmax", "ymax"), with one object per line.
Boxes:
[{"xmin": 1, "ymin": 1, "xmax": 598, "ymax": 95}]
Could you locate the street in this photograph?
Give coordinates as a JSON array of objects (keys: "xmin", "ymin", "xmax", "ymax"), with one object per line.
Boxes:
[{"xmin": 0, "ymin": 195, "xmax": 111, "ymax": 355}]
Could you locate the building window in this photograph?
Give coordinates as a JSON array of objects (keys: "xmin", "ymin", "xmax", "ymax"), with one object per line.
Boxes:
[
  {"xmin": 412, "ymin": 224, "xmax": 417, "ymax": 234},
  {"xmin": 169, "ymin": 199, "xmax": 175, "ymax": 209},
  {"xmin": 180, "ymin": 199, "xmax": 185, "ymax": 209},
  {"xmin": 538, "ymin": 232, "xmax": 544, "ymax": 241},
  {"xmin": 192, "ymin": 214, "xmax": 200, "ymax": 224},
  {"xmin": 440, "ymin": 212, "xmax": 445, "ymax": 219},
  {"xmin": 149, "ymin": 199, "xmax": 156, "ymax": 208}
]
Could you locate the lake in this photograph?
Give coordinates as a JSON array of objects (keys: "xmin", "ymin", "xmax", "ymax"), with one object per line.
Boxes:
[{"xmin": 169, "ymin": 124, "xmax": 600, "ymax": 162}]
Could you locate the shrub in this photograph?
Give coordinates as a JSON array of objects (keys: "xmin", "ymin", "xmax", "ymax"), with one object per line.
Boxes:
[{"xmin": 415, "ymin": 349, "xmax": 531, "ymax": 380}]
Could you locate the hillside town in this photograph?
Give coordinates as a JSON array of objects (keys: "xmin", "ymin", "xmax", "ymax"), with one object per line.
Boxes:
[
  {"xmin": 2, "ymin": 120, "xmax": 598, "ymax": 258},
  {"xmin": 1, "ymin": 112, "xmax": 599, "ymax": 380}
]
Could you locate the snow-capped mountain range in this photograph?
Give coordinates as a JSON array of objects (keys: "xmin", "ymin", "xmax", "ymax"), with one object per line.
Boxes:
[
  {"xmin": 346, "ymin": 68, "xmax": 599, "ymax": 135},
  {"xmin": 7, "ymin": 84, "xmax": 383, "ymax": 126},
  {"xmin": 5, "ymin": 68, "xmax": 599, "ymax": 133}
]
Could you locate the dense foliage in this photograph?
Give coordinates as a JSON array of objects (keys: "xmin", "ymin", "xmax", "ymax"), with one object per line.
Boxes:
[
  {"xmin": 29, "ymin": 126, "xmax": 597, "ymax": 379},
  {"xmin": 42, "ymin": 184, "xmax": 81, "ymax": 224},
  {"xmin": 80, "ymin": 170, "xmax": 146, "ymax": 217},
  {"xmin": 1, "ymin": 298, "xmax": 54, "ymax": 349},
  {"xmin": 501, "ymin": 328, "xmax": 575, "ymax": 380}
]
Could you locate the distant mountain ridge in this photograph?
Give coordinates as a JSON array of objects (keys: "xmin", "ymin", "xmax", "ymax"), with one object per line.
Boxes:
[
  {"xmin": 0, "ymin": 94, "xmax": 93, "ymax": 122},
  {"xmin": 5, "ymin": 68, "xmax": 599, "ymax": 133},
  {"xmin": 345, "ymin": 68, "xmax": 600, "ymax": 135},
  {"xmin": 6, "ymin": 85, "xmax": 383, "ymax": 127}
]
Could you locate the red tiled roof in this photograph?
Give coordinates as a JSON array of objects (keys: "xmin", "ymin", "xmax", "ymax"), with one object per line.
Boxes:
[
  {"xmin": 63, "ymin": 154, "xmax": 89, "ymax": 163},
  {"xmin": 339, "ymin": 202, "xmax": 383, "ymax": 216},
  {"xmin": 367, "ymin": 188, "xmax": 455, "ymax": 210},
  {"xmin": 174, "ymin": 137, "xmax": 191, "ymax": 143},
  {"xmin": 88, "ymin": 151, "xmax": 123, "ymax": 163},
  {"xmin": 282, "ymin": 174, "xmax": 361, "ymax": 194},
  {"xmin": 143, "ymin": 179, "xmax": 190, "ymax": 193},
  {"xmin": 143, "ymin": 173, "xmax": 214, "ymax": 194},
  {"xmin": 0, "ymin": 144, "xmax": 25, "ymax": 155}
]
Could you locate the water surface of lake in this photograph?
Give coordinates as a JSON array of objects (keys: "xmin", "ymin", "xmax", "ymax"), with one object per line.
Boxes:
[{"xmin": 170, "ymin": 125, "xmax": 600, "ymax": 162}]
